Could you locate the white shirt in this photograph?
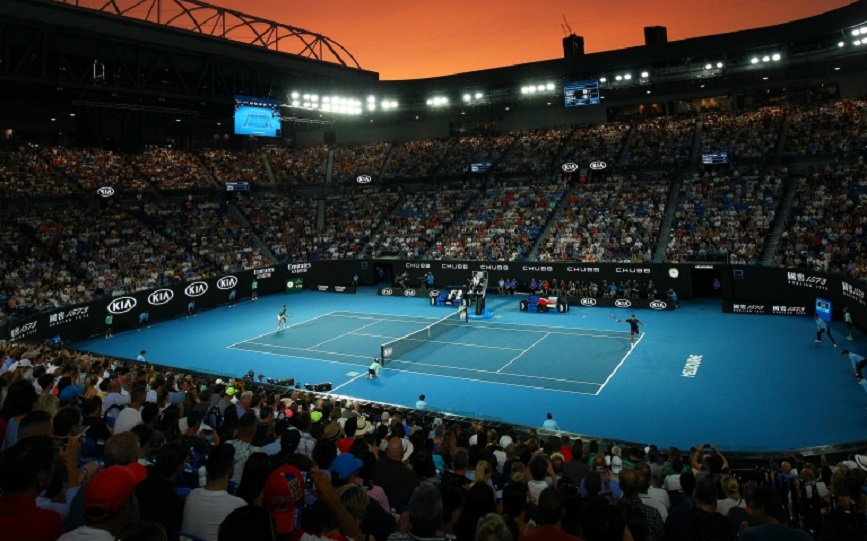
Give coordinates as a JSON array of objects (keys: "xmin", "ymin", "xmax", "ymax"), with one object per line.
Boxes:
[
  {"xmin": 641, "ymin": 493, "xmax": 669, "ymax": 521},
  {"xmin": 112, "ymin": 406, "xmax": 142, "ymax": 434},
  {"xmin": 181, "ymin": 488, "xmax": 246, "ymax": 541}
]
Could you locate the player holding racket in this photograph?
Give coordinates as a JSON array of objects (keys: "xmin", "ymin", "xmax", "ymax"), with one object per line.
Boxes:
[
  {"xmin": 614, "ymin": 313, "xmax": 646, "ymax": 346},
  {"xmin": 277, "ymin": 304, "xmax": 288, "ymax": 331}
]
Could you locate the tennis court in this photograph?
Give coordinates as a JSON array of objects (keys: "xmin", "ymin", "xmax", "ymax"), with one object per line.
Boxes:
[{"xmin": 228, "ymin": 311, "xmax": 638, "ymax": 394}]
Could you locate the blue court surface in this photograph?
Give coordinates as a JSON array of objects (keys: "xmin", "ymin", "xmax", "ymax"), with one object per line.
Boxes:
[{"xmin": 73, "ymin": 288, "xmax": 867, "ymax": 452}]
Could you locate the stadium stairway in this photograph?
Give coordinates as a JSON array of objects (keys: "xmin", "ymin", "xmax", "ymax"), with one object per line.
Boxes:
[
  {"xmin": 227, "ymin": 202, "xmax": 277, "ymax": 263},
  {"xmin": 760, "ymin": 173, "xmax": 800, "ymax": 266},
  {"xmin": 261, "ymin": 151, "xmax": 277, "ymax": 185},
  {"xmin": 773, "ymin": 111, "xmax": 791, "ymax": 166},
  {"xmin": 690, "ymin": 119, "xmax": 703, "ymax": 164},
  {"xmin": 653, "ymin": 172, "xmax": 688, "ymax": 262},
  {"xmin": 615, "ymin": 125, "xmax": 636, "ymax": 166}
]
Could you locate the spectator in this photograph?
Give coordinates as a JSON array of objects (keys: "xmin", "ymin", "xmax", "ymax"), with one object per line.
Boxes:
[
  {"xmin": 229, "ymin": 411, "xmax": 262, "ymax": 484},
  {"xmin": 741, "ymin": 486, "xmax": 813, "ymax": 541},
  {"xmin": 522, "ymin": 486, "xmax": 582, "ymax": 541},
  {"xmin": 371, "ymin": 436, "xmax": 420, "ymax": 510},
  {"xmin": 59, "ymin": 462, "xmax": 148, "ymax": 540},
  {"xmin": 136, "ymin": 441, "xmax": 188, "ymax": 533},
  {"xmin": 181, "ymin": 443, "xmax": 247, "ymax": 541},
  {"xmin": 0, "ymin": 435, "xmax": 66, "ymax": 541}
]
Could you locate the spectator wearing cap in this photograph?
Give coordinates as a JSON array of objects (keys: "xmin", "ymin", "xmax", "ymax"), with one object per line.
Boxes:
[
  {"xmin": 0, "ymin": 435, "xmax": 67, "ymax": 541},
  {"xmin": 181, "ymin": 443, "xmax": 246, "ymax": 541},
  {"xmin": 372, "ymin": 436, "xmax": 420, "ymax": 511},
  {"xmin": 136, "ymin": 441, "xmax": 188, "ymax": 533},
  {"xmin": 58, "ymin": 462, "xmax": 147, "ymax": 540},
  {"xmin": 229, "ymin": 411, "xmax": 261, "ymax": 484}
]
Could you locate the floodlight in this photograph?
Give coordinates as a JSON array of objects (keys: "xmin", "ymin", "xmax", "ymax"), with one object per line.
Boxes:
[
  {"xmin": 762, "ymin": 55, "xmax": 770, "ymax": 62},
  {"xmin": 475, "ymin": 92, "xmax": 483, "ymax": 98},
  {"xmin": 536, "ymin": 84, "xmax": 545, "ymax": 91},
  {"xmin": 291, "ymin": 91, "xmax": 299, "ymax": 98},
  {"xmin": 302, "ymin": 94, "xmax": 309, "ymax": 100},
  {"xmin": 624, "ymin": 74, "xmax": 632, "ymax": 80},
  {"xmin": 426, "ymin": 98, "xmax": 433, "ymax": 105},
  {"xmin": 322, "ymin": 104, "xmax": 331, "ymax": 112},
  {"xmin": 861, "ymin": 26, "xmax": 867, "ymax": 34},
  {"xmin": 528, "ymin": 86, "xmax": 536, "ymax": 93},
  {"xmin": 839, "ymin": 41, "xmax": 845, "ymax": 47},
  {"xmin": 311, "ymin": 95, "xmax": 318, "ymax": 101},
  {"xmin": 323, "ymin": 96, "xmax": 330, "ymax": 103},
  {"xmin": 771, "ymin": 53, "xmax": 781, "ymax": 61},
  {"xmin": 291, "ymin": 100, "xmax": 300, "ymax": 107},
  {"xmin": 463, "ymin": 94, "xmax": 471, "ymax": 102},
  {"xmin": 615, "ymin": 75, "xmax": 623, "ymax": 81},
  {"xmin": 751, "ymin": 57, "xmax": 759, "ymax": 64},
  {"xmin": 367, "ymin": 96, "xmax": 375, "ymax": 103},
  {"xmin": 853, "ymin": 29, "xmax": 861, "ymax": 36},
  {"xmin": 716, "ymin": 62, "xmax": 724, "ymax": 68},
  {"xmin": 520, "ymin": 86, "xmax": 528, "ymax": 94},
  {"xmin": 641, "ymin": 71, "xmax": 649, "ymax": 78},
  {"xmin": 599, "ymin": 77, "xmax": 607, "ymax": 83},
  {"xmin": 545, "ymin": 83, "xmax": 554, "ymax": 91},
  {"xmin": 303, "ymin": 102, "xmax": 310, "ymax": 108},
  {"xmin": 856, "ymin": 40, "xmax": 863, "ymax": 45}
]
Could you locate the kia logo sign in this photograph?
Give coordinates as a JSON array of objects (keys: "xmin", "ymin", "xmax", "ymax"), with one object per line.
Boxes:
[
  {"xmin": 650, "ymin": 300, "xmax": 667, "ymax": 310},
  {"xmin": 217, "ymin": 276, "xmax": 238, "ymax": 290},
  {"xmin": 356, "ymin": 175, "xmax": 372, "ymax": 184},
  {"xmin": 580, "ymin": 298, "xmax": 597, "ymax": 306},
  {"xmin": 185, "ymin": 282, "xmax": 208, "ymax": 297},
  {"xmin": 381, "ymin": 288, "xmax": 393, "ymax": 296},
  {"xmin": 429, "ymin": 290, "xmax": 441, "ymax": 298},
  {"xmin": 404, "ymin": 289, "xmax": 416, "ymax": 297},
  {"xmin": 107, "ymin": 296, "xmax": 137, "ymax": 315},
  {"xmin": 614, "ymin": 299, "xmax": 632, "ymax": 308},
  {"xmin": 383, "ymin": 347, "xmax": 393, "ymax": 358},
  {"xmin": 147, "ymin": 289, "xmax": 174, "ymax": 306},
  {"xmin": 561, "ymin": 162, "xmax": 579, "ymax": 173},
  {"xmin": 97, "ymin": 186, "xmax": 115, "ymax": 198},
  {"xmin": 589, "ymin": 161, "xmax": 607, "ymax": 170}
]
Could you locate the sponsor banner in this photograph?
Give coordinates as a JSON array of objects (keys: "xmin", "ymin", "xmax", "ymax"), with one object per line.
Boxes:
[
  {"xmin": 97, "ymin": 186, "xmax": 115, "ymax": 198},
  {"xmin": 49, "ymin": 306, "xmax": 90, "ymax": 327},
  {"xmin": 148, "ymin": 289, "xmax": 174, "ymax": 306},
  {"xmin": 312, "ymin": 285, "xmax": 357, "ymax": 294},
  {"xmin": 107, "ymin": 296, "xmax": 138, "ymax": 315},
  {"xmin": 254, "ymin": 267, "xmax": 276, "ymax": 280},
  {"xmin": 216, "ymin": 276, "xmax": 239, "ymax": 290},
  {"xmin": 185, "ymin": 282, "xmax": 209, "ymax": 297},
  {"xmin": 566, "ymin": 297, "xmax": 675, "ymax": 310},
  {"xmin": 722, "ymin": 302, "xmax": 809, "ymax": 315},
  {"xmin": 786, "ymin": 272, "xmax": 829, "ymax": 292},
  {"xmin": 589, "ymin": 160, "xmax": 607, "ymax": 170},
  {"xmin": 10, "ymin": 320, "xmax": 39, "ymax": 341},
  {"xmin": 378, "ymin": 287, "xmax": 424, "ymax": 297},
  {"xmin": 842, "ymin": 281, "xmax": 866, "ymax": 307}
]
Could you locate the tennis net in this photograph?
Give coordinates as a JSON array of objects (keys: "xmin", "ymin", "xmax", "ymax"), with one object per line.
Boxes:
[{"xmin": 380, "ymin": 311, "xmax": 464, "ymax": 364}]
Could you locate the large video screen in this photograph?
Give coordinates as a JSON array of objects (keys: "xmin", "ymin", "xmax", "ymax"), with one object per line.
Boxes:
[
  {"xmin": 234, "ymin": 96, "xmax": 281, "ymax": 137},
  {"xmin": 564, "ymin": 79, "xmax": 600, "ymax": 107}
]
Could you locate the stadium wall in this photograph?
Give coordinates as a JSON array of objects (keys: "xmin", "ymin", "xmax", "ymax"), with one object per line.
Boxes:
[{"xmin": 7, "ymin": 260, "xmax": 864, "ymax": 344}]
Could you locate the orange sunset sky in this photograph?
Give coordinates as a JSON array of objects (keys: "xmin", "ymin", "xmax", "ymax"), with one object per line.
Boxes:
[{"xmin": 207, "ymin": 0, "xmax": 851, "ymax": 80}]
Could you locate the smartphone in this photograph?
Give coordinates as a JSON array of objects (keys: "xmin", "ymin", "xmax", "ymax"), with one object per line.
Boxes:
[
  {"xmin": 302, "ymin": 471, "xmax": 314, "ymax": 490},
  {"xmin": 78, "ymin": 426, "xmax": 90, "ymax": 437}
]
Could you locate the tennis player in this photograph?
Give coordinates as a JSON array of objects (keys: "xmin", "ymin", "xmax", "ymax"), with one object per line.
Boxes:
[
  {"xmin": 277, "ymin": 305, "xmax": 288, "ymax": 331},
  {"xmin": 617, "ymin": 314, "xmax": 646, "ymax": 346}
]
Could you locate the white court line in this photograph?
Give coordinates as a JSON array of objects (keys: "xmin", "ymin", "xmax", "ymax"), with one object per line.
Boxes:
[
  {"xmin": 306, "ymin": 320, "xmax": 382, "ymax": 350},
  {"xmin": 229, "ymin": 346, "xmax": 597, "ymax": 396},
  {"xmin": 350, "ymin": 332, "xmax": 527, "ymax": 352},
  {"xmin": 496, "ymin": 332, "xmax": 550, "ymax": 373},
  {"xmin": 232, "ymin": 340, "xmax": 601, "ymax": 386},
  {"xmin": 331, "ymin": 373, "xmax": 367, "ymax": 393},
  {"xmin": 328, "ymin": 311, "xmax": 631, "ymax": 338},
  {"xmin": 224, "ymin": 312, "xmax": 331, "ymax": 348},
  {"xmin": 594, "ymin": 331, "xmax": 644, "ymax": 395}
]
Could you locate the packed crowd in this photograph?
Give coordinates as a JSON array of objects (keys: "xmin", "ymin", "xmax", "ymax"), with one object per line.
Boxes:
[
  {"xmin": 700, "ymin": 107, "xmax": 785, "ymax": 163},
  {"xmin": 0, "ymin": 342, "xmax": 865, "ymax": 541},
  {"xmin": 267, "ymin": 146, "xmax": 330, "ymax": 185},
  {"xmin": 666, "ymin": 170, "xmax": 785, "ymax": 264},
  {"xmin": 382, "ymin": 138, "xmax": 452, "ymax": 179},
  {"xmin": 439, "ymin": 134, "xmax": 516, "ymax": 178},
  {"xmin": 560, "ymin": 122, "xmax": 630, "ymax": 166},
  {"xmin": 317, "ymin": 189, "xmax": 402, "ymax": 260},
  {"xmin": 784, "ymin": 99, "xmax": 867, "ymax": 159},
  {"xmin": 235, "ymin": 192, "xmax": 318, "ymax": 262},
  {"xmin": 130, "ymin": 148, "xmax": 213, "ymax": 192},
  {"xmin": 623, "ymin": 118, "xmax": 696, "ymax": 167},
  {"xmin": 367, "ymin": 181, "xmax": 485, "ymax": 259},
  {"xmin": 538, "ymin": 175, "xmax": 670, "ymax": 263},
  {"xmin": 331, "ymin": 143, "xmax": 391, "ymax": 184},
  {"xmin": 41, "ymin": 147, "xmax": 152, "ymax": 193},
  {"xmin": 142, "ymin": 198, "xmax": 270, "ymax": 274},
  {"xmin": 496, "ymin": 127, "xmax": 570, "ymax": 176},
  {"xmin": 0, "ymin": 148, "xmax": 76, "ymax": 198},
  {"xmin": 437, "ymin": 179, "xmax": 568, "ymax": 261},
  {"xmin": 776, "ymin": 163, "xmax": 867, "ymax": 277},
  {"xmin": 199, "ymin": 149, "xmax": 271, "ymax": 187}
]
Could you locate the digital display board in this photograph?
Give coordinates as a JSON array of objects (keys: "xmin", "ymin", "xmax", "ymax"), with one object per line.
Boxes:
[
  {"xmin": 564, "ymin": 79, "xmax": 600, "ymax": 107},
  {"xmin": 701, "ymin": 153, "xmax": 729, "ymax": 165},
  {"xmin": 815, "ymin": 297, "xmax": 832, "ymax": 322},
  {"xmin": 234, "ymin": 96, "xmax": 281, "ymax": 138}
]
